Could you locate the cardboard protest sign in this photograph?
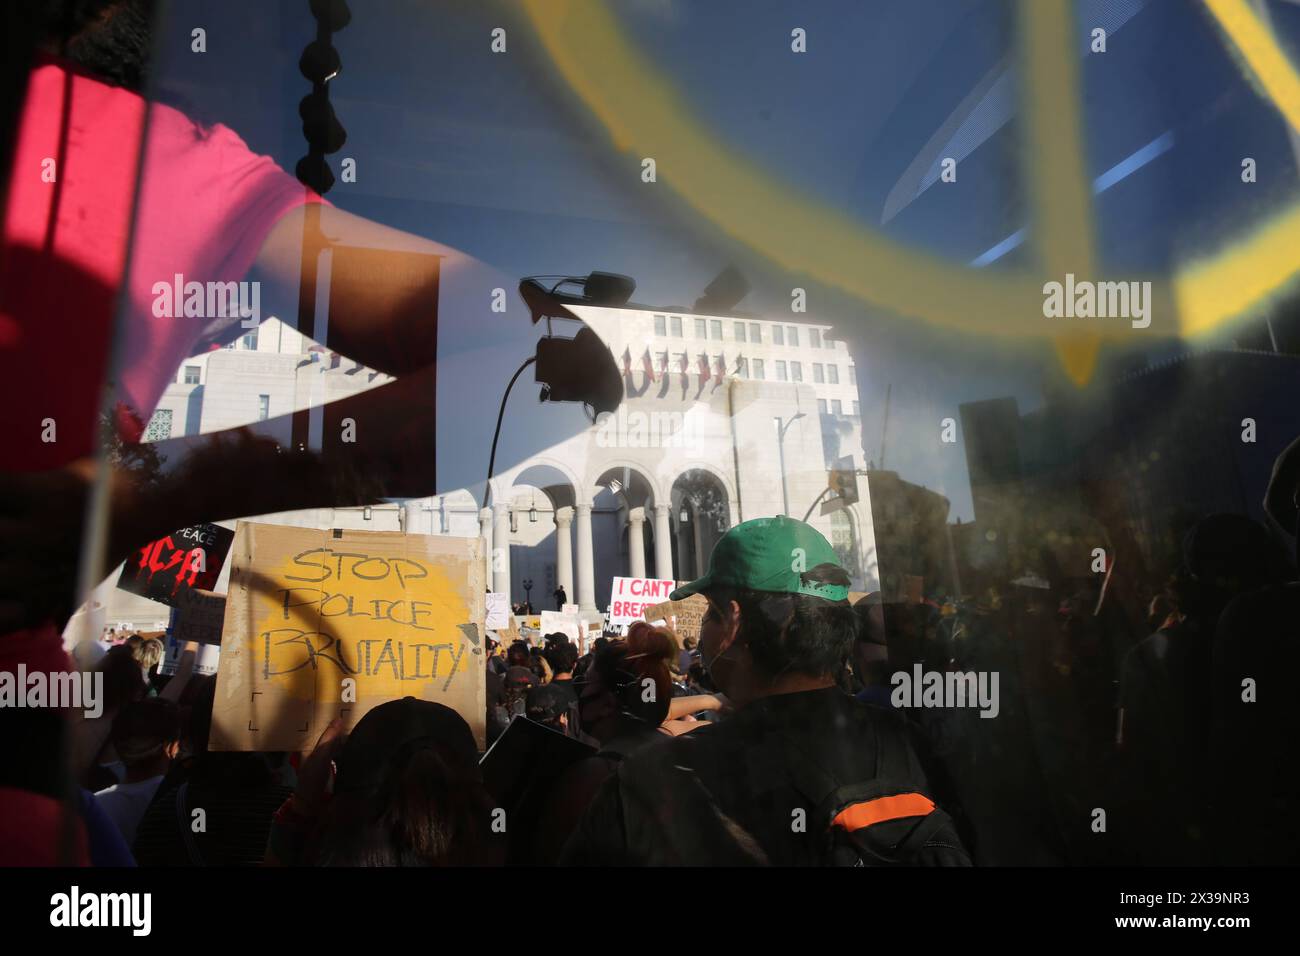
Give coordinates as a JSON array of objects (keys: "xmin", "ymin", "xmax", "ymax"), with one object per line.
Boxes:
[
  {"xmin": 116, "ymin": 522, "xmax": 234, "ymax": 607},
  {"xmin": 170, "ymin": 589, "xmax": 226, "ymax": 645},
  {"xmin": 485, "ymin": 592, "xmax": 510, "ymax": 630},
  {"xmin": 607, "ymin": 576, "xmax": 676, "ymax": 627},
  {"xmin": 209, "ymin": 522, "xmax": 486, "ymax": 751},
  {"xmin": 643, "ymin": 593, "xmax": 708, "ymax": 643},
  {"xmin": 499, "ymin": 615, "xmax": 521, "ymax": 645}
]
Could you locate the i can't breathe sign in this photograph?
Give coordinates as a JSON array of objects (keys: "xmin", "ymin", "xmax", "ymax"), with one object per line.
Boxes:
[{"xmin": 607, "ymin": 576, "xmax": 677, "ymax": 626}]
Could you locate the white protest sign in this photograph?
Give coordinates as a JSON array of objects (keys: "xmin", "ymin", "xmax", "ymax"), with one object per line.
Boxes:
[
  {"xmin": 539, "ymin": 609, "xmax": 582, "ymax": 645},
  {"xmin": 160, "ymin": 626, "xmax": 221, "ymax": 677},
  {"xmin": 607, "ymin": 576, "xmax": 676, "ymax": 627},
  {"xmin": 485, "ymin": 591, "xmax": 510, "ymax": 630}
]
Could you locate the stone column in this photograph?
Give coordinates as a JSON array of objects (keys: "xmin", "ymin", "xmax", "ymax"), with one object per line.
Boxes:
[
  {"xmin": 575, "ymin": 502, "xmax": 596, "ymax": 613},
  {"xmin": 653, "ymin": 504, "xmax": 674, "ymax": 581},
  {"xmin": 492, "ymin": 501, "xmax": 512, "ymax": 599},
  {"xmin": 478, "ymin": 507, "xmax": 493, "ymax": 593},
  {"xmin": 692, "ymin": 504, "xmax": 707, "ymax": 578},
  {"xmin": 402, "ymin": 500, "xmax": 422, "ymax": 534},
  {"xmin": 627, "ymin": 507, "xmax": 647, "ymax": 578},
  {"xmin": 554, "ymin": 506, "xmax": 575, "ymax": 607},
  {"xmin": 676, "ymin": 509, "xmax": 692, "ymax": 583}
]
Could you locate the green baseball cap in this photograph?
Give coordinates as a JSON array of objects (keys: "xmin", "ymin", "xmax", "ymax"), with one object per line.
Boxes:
[{"xmin": 670, "ymin": 516, "xmax": 850, "ymax": 603}]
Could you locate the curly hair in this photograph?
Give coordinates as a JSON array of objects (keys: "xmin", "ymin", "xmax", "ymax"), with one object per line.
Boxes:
[
  {"xmin": 714, "ymin": 562, "xmax": 856, "ymax": 679},
  {"xmin": 30, "ymin": 1, "xmax": 157, "ymax": 92}
]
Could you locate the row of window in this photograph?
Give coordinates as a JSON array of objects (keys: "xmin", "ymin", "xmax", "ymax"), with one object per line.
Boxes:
[
  {"xmin": 653, "ymin": 352, "xmax": 855, "ymax": 386},
  {"xmin": 817, "ymin": 398, "xmax": 860, "ymax": 417},
  {"xmin": 178, "ymin": 329, "xmax": 261, "ymax": 385},
  {"xmin": 652, "ymin": 314, "xmax": 836, "ymax": 350}
]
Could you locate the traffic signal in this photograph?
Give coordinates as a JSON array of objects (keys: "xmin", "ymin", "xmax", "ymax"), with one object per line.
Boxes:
[
  {"xmin": 534, "ymin": 328, "xmax": 623, "ymax": 415},
  {"xmin": 829, "ymin": 455, "xmax": 859, "ymax": 506},
  {"xmin": 521, "ymin": 274, "xmax": 627, "ymax": 415}
]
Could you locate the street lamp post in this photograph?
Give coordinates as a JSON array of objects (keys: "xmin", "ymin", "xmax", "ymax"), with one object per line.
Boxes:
[
  {"xmin": 773, "ymin": 413, "xmax": 806, "ymax": 516},
  {"xmin": 522, "ymin": 577, "xmax": 534, "ymax": 613}
]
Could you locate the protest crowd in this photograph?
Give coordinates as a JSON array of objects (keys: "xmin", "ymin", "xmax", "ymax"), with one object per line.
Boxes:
[{"xmin": 4, "ymin": 456, "xmax": 1300, "ymax": 867}]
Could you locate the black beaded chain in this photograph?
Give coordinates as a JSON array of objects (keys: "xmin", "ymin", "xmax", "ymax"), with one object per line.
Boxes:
[{"xmin": 295, "ymin": 0, "xmax": 350, "ymax": 195}]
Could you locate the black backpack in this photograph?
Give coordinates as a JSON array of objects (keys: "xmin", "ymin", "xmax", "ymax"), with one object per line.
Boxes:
[{"xmin": 778, "ymin": 731, "xmax": 971, "ymax": 866}]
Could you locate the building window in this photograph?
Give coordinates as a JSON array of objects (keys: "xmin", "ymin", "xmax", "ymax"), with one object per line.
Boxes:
[
  {"xmin": 818, "ymin": 398, "xmax": 828, "ymax": 414},
  {"xmin": 183, "ymin": 365, "xmax": 200, "ymax": 385},
  {"xmin": 258, "ymin": 394, "xmax": 270, "ymax": 422},
  {"xmin": 810, "ymin": 328, "xmax": 822, "ymax": 348},
  {"xmin": 749, "ymin": 322, "xmax": 761, "ymax": 342},
  {"xmin": 773, "ymin": 325, "xmax": 784, "ymax": 346},
  {"xmin": 142, "ymin": 408, "xmax": 172, "ymax": 442},
  {"xmin": 734, "ymin": 321, "xmax": 747, "ymax": 343},
  {"xmin": 671, "ymin": 315, "xmax": 683, "ymax": 337},
  {"xmin": 791, "ymin": 361, "xmax": 803, "ymax": 382},
  {"xmin": 710, "ymin": 319, "xmax": 723, "ymax": 340},
  {"xmin": 852, "ymin": 400, "xmax": 860, "ymax": 416},
  {"xmin": 738, "ymin": 357, "xmax": 749, "ymax": 379},
  {"xmin": 831, "ymin": 399, "xmax": 842, "ymax": 415},
  {"xmin": 654, "ymin": 314, "xmax": 667, "ymax": 336},
  {"xmin": 827, "ymin": 364, "xmax": 839, "ymax": 385},
  {"xmin": 788, "ymin": 326, "xmax": 800, "ymax": 347},
  {"xmin": 752, "ymin": 358, "xmax": 765, "ymax": 379},
  {"xmin": 813, "ymin": 363, "xmax": 825, "ymax": 384},
  {"xmin": 775, "ymin": 360, "xmax": 788, "ymax": 382},
  {"xmin": 848, "ymin": 365, "xmax": 857, "ymax": 386},
  {"xmin": 242, "ymin": 329, "xmax": 259, "ymax": 351},
  {"xmin": 695, "ymin": 318, "xmax": 707, "ymax": 338}
]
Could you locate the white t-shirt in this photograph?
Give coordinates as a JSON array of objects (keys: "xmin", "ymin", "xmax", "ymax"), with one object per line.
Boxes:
[{"xmin": 94, "ymin": 775, "xmax": 166, "ymax": 846}]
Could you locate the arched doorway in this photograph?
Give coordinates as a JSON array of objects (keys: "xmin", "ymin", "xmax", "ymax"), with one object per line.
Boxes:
[
  {"xmin": 509, "ymin": 463, "xmax": 578, "ymax": 611},
  {"xmin": 671, "ymin": 469, "xmax": 731, "ymax": 580},
  {"xmin": 592, "ymin": 465, "xmax": 660, "ymax": 608}
]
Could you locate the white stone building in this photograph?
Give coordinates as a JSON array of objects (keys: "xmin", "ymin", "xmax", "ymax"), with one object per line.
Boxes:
[{"xmin": 101, "ymin": 306, "xmax": 877, "ymax": 626}]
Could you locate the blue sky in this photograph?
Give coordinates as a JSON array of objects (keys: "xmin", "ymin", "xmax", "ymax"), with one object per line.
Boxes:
[{"xmin": 141, "ymin": 0, "xmax": 1300, "ymax": 520}]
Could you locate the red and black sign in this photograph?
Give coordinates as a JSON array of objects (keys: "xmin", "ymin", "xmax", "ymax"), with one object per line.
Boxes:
[{"xmin": 116, "ymin": 523, "xmax": 235, "ymax": 606}]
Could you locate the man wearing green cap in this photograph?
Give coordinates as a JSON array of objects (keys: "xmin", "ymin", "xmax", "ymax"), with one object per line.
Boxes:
[{"xmin": 561, "ymin": 516, "xmax": 968, "ymax": 866}]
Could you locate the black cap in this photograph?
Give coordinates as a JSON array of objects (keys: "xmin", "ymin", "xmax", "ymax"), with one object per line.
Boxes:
[
  {"xmin": 333, "ymin": 697, "xmax": 480, "ymax": 795},
  {"xmin": 504, "ymin": 665, "xmax": 536, "ymax": 689}
]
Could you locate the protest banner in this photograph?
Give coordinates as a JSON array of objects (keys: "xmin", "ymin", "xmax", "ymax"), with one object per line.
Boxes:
[
  {"xmin": 116, "ymin": 522, "xmax": 234, "ymax": 607},
  {"xmin": 485, "ymin": 592, "xmax": 510, "ymax": 630},
  {"xmin": 209, "ymin": 522, "xmax": 486, "ymax": 751},
  {"xmin": 561, "ymin": 603, "xmax": 580, "ymax": 616},
  {"xmin": 607, "ymin": 576, "xmax": 676, "ymax": 627}
]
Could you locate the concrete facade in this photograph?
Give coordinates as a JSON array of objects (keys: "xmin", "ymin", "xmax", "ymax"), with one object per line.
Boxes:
[{"xmin": 104, "ymin": 307, "xmax": 878, "ymax": 626}]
